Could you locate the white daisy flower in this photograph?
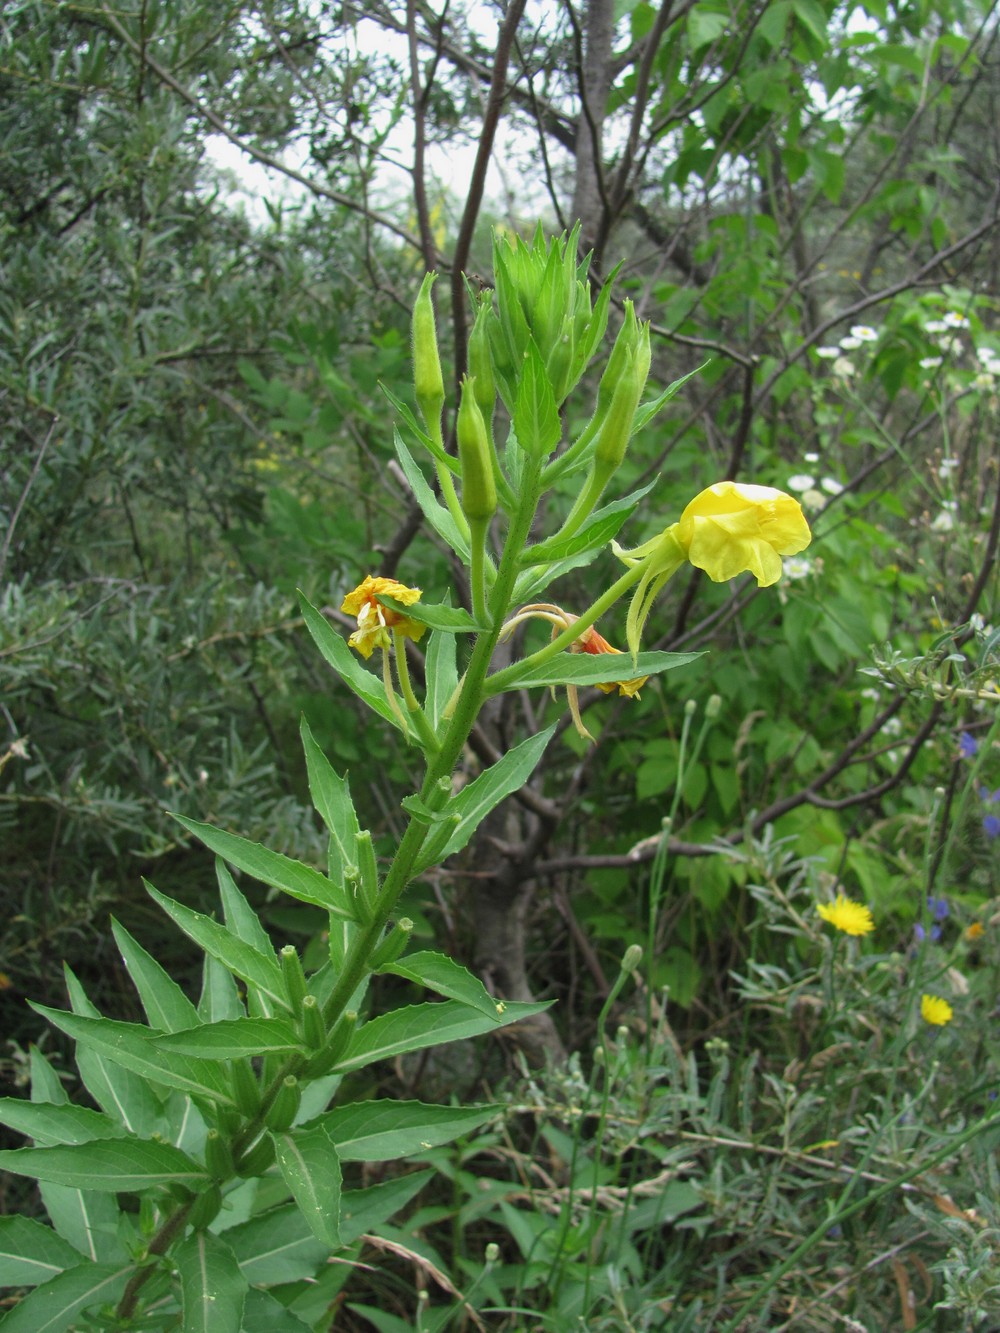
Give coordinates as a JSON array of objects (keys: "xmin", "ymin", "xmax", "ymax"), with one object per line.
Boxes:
[
  {"xmin": 976, "ymin": 346, "xmax": 999, "ymax": 364},
  {"xmin": 919, "ymin": 356, "xmax": 943, "ymax": 369},
  {"xmin": 821, "ymin": 477, "xmax": 844, "ymax": 495},
  {"xmin": 850, "ymin": 325, "xmax": 879, "ymax": 342},
  {"xmin": 787, "ymin": 473, "xmax": 816, "ymax": 492},
  {"xmin": 931, "ymin": 510, "xmax": 955, "ymax": 532},
  {"xmin": 943, "ymin": 312, "xmax": 970, "ymax": 328},
  {"xmin": 801, "ymin": 488, "xmax": 826, "ymax": 511},
  {"xmin": 816, "ymin": 345, "xmax": 841, "ymax": 358},
  {"xmin": 804, "ymin": 452, "xmax": 820, "ymax": 463},
  {"xmin": 937, "ymin": 458, "xmax": 958, "ymax": 478},
  {"xmin": 832, "ymin": 357, "xmax": 855, "ymax": 378},
  {"xmin": 783, "ymin": 556, "xmax": 813, "ymax": 580},
  {"xmin": 924, "ymin": 319, "xmax": 949, "ymax": 334},
  {"xmin": 839, "ymin": 335, "xmax": 863, "ymax": 351}
]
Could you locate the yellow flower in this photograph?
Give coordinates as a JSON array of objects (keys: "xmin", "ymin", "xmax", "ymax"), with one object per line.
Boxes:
[
  {"xmin": 816, "ymin": 894, "xmax": 875, "ymax": 936},
  {"xmin": 499, "ymin": 604, "xmax": 644, "ymax": 741},
  {"xmin": 965, "ymin": 921, "xmax": 985, "ymax": 942},
  {"xmin": 677, "ymin": 482, "xmax": 812, "ymax": 587},
  {"xmin": 920, "ymin": 993, "xmax": 953, "ymax": 1026},
  {"xmin": 341, "ymin": 575, "xmax": 426, "ymax": 659}
]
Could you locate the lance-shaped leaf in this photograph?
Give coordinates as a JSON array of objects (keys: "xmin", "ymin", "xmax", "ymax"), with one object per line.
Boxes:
[
  {"xmin": 29, "ymin": 1006, "xmax": 236, "ymax": 1108},
  {"xmin": 0, "ymin": 1216, "xmax": 86, "ymax": 1288},
  {"xmin": 393, "ymin": 433, "xmax": 470, "ymax": 561},
  {"xmin": 145, "ymin": 883, "xmax": 291, "ymax": 1014},
  {"xmin": 413, "ymin": 726, "xmax": 555, "ymax": 872},
  {"xmin": 171, "ymin": 817, "xmax": 356, "ymax": 921},
  {"xmin": 424, "ymin": 627, "xmax": 458, "ymax": 732},
  {"xmin": 298, "ymin": 591, "xmax": 405, "ymax": 732},
  {"xmin": 271, "ymin": 1121, "xmax": 342, "ymax": 1248},
  {"xmin": 241, "ymin": 1289, "xmax": 316, "ymax": 1333},
  {"xmin": 300, "ymin": 715, "xmax": 359, "ymax": 885},
  {"xmin": 312, "ymin": 1100, "xmax": 494, "ymax": 1162},
  {"xmin": 155, "ymin": 1016, "xmax": 305, "ymax": 1060},
  {"xmin": 377, "ymin": 594, "xmax": 481, "ymax": 634},
  {"xmin": 520, "ymin": 481, "xmax": 657, "ymax": 566},
  {"xmin": 513, "ymin": 337, "xmax": 561, "ymax": 458},
  {"xmin": 224, "ymin": 1204, "xmax": 330, "ymax": 1286},
  {"xmin": 198, "ymin": 952, "xmax": 244, "ymax": 1025},
  {"xmin": 0, "ymin": 1261, "xmax": 132, "ymax": 1333},
  {"xmin": 0, "ymin": 1138, "xmax": 208, "ymax": 1192},
  {"xmin": 334, "ymin": 999, "xmax": 551, "ymax": 1075},
  {"xmin": 111, "ymin": 919, "xmax": 201, "ymax": 1034},
  {"xmin": 489, "ymin": 649, "xmax": 703, "ymax": 694},
  {"xmin": 339, "ymin": 1169, "xmax": 434, "ymax": 1246},
  {"xmin": 380, "ymin": 381, "xmax": 458, "ymax": 474},
  {"xmin": 378, "ymin": 951, "xmax": 505, "ymax": 1022},
  {"xmin": 0, "ymin": 1099, "xmax": 127, "ymax": 1148},
  {"xmin": 175, "ymin": 1231, "xmax": 248, "ymax": 1333}
]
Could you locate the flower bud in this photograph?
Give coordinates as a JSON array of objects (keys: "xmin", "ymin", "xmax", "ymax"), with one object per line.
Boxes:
[
  {"xmin": 265, "ymin": 1075, "xmax": 301, "ymax": 1132},
  {"xmin": 370, "ymin": 917, "xmax": 414, "ymax": 970},
  {"xmin": 235, "ymin": 1133, "xmax": 276, "ymax": 1178},
  {"xmin": 412, "ymin": 272, "xmax": 445, "ymax": 434},
  {"xmin": 280, "ymin": 944, "xmax": 308, "ymax": 1013},
  {"xmin": 204, "ymin": 1129, "xmax": 234, "ymax": 1180},
  {"xmin": 457, "ymin": 377, "xmax": 497, "ymax": 523},
  {"xmin": 301, "ymin": 994, "xmax": 326, "ymax": 1050},
  {"xmin": 621, "ymin": 944, "xmax": 643, "ymax": 973},
  {"xmin": 355, "ymin": 829, "xmax": 380, "ymax": 921},
  {"xmin": 592, "ymin": 342, "xmax": 647, "ymax": 476},
  {"xmin": 468, "ymin": 298, "xmax": 497, "ymax": 427},
  {"xmin": 485, "ymin": 1242, "xmax": 500, "ymax": 1264},
  {"xmin": 301, "ymin": 1009, "xmax": 357, "ymax": 1078},
  {"xmin": 230, "ymin": 1058, "xmax": 261, "ymax": 1116},
  {"xmin": 187, "ymin": 1183, "xmax": 223, "ymax": 1230},
  {"xmin": 705, "ymin": 694, "xmax": 722, "ymax": 719}
]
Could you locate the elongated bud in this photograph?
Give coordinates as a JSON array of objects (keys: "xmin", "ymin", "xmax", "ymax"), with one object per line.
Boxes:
[
  {"xmin": 187, "ymin": 1183, "xmax": 223, "ymax": 1230},
  {"xmin": 235, "ymin": 1133, "xmax": 276, "ymax": 1178},
  {"xmin": 592, "ymin": 348, "xmax": 644, "ymax": 475},
  {"xmin": 468, "ymin": 298, "xmax": 496, "ymax": 426},
  {"xmin": 457, "ymin": 377, "xmax": 497, "ymax": 523},
  {"xmin": 204, "ymin": 1129, "xmax": 234, "ymax": 1180},
  {"xmin": 301, "ymin": 994, "xmax": 326, "ymax": 1050},
  {"xmin": 280, "ymin": 944, "xmax": 308, "ymax": 1012},
  {"xmin": 370, "ymin": 918, "xmax": 414, "ymax": 971},
  {"xmin": 413, "ymin": 273, "xmax": 445, "ymax": 435},
  {"xmin": 621, "ymin": 944, "xmax": 643, "ymax": 973},
  {"xmin": 230, "ymin": 1058, "xmax": 261, "ymax": 1116},
  {"xmin": 265, "ymin": 1075, "xmax": 302, "ymax": 1132},
  {"xmin": 705, "ymin": 693, "xmax": 722, "ymax": 719},
  {"xmin": 356, "ymin": 830, "xmax": 380, "ymax": 920},
  {"xmin": 301, "ymin": 1009, "xmax": 357, "ymax": 1078}
]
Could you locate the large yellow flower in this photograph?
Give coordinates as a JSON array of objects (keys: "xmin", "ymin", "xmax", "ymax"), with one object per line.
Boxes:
[
  {"xmin": 677, "ymin": 482, "xmax": 812, "ymax": 587},
  {"xmin": 342, "ymin": 575, "xmax": 426, "ymax": 659},
  {"xmin": 816, "ymin": 894, "xmax": 875, "ymax": 936}
]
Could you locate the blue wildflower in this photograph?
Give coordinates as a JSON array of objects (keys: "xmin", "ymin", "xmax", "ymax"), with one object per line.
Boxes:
[
  {"xmin": 984, "ymin": 814, "xmax": 1000, "ymax": 839},
  {"xmin": 928, "ymin": 896, "xmax": 950, "ymax": 921},
  {"xmin": 959, "ymin": 732, "xmax": 978, "ymax": 758},
  {"xmin": 914, "ymin": 923, "xmax": 941, "ymax": 943}
]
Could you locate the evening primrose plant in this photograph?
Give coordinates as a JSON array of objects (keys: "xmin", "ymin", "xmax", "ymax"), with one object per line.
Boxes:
[{"xmin": 0, "ymin": 229, "xmax": 810, "ymax": 1330}]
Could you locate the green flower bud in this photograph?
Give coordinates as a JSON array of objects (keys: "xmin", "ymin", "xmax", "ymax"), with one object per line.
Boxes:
[
  {"xmin": 204, "ymin": 1128, "xmax": 234, "ymax": 1181},
  {"xmin": 230, "ymin": 1058, "xmax": 261, "ymax": 1117},
  {"xmin": 370, "ymin": 917, "xmax": 414, "ymax": 971},
  {"xmin": 265, "ymin": 1075, "xmax": 301, "ymax": 1132},
  {"xmin": 235, "ymin": 1133, "xmax": 276, "ymax": 1178},
  {"xmin": 592, "ymin": 349, "xmax": 644, "ymax": 475},
  {"xmin": 412, "ymin": 272, "xmax": 445, "ymax": 435},
  {"xmin": 621, "ymin": 944, "xmax": 643, "ymax": 973},
  {"xmin": 301, "ymin": 1008, "xmax": 357, "ymax": 1078},
  {"xmin": 457, "ymin": 377, "xmax": 497, "ymax": 523},
  {"xmin": 280, "ymin": 944, "xmax": 308, "ymax": 1013},
  {"xmin": 301, "ymin": 993, "xmax": 326, "ymax": 1050},
  {"xmin": 468, "ymin": 297, "xmax": 497, "ymax": 426},
  {"xmin": 187, "ymin": 1183, "xmax": 223, "ymax": 1230},
  {"xmin": 355, "ymin": 829, "xmax": 380, "ymax": 921}
]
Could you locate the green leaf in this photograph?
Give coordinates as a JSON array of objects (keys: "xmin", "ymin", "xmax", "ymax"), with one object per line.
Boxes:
[
  {"xmin": 380, "ymin": 381, "xmax": 458, "ymax": 474},
  {"xmin": 298, "ymin": 591, "xmax": 405, "ymax": 732},
  {"xmin": 513, "ymin": 338, "xmax": 561, "ymax": 457},
  {"xmin": 0, "ymin": 1261, "xmax": 132, "ymax": 1333},
  {"xmin": 335, "ymin": 999, "xmax": 551, "ymax": 1075},
  {"xmin": 224, "ymin": 1205, "xmax": 330, "ymax": 1286},
  {"xmin": 271, "ymin": 1122, "xmax": 342, "ymax": 1248},
  {"xmin": 300, "ymin": 715, "xmax": 360, "ymax": 884},
  {"xmin": 339, "ymin": 1169, "xmax": 434, "ymax": 1246},
  {"xmin": 216, "ymin": 861, "xmax": 277, "ymax": 960},
  {"xmin": 29, "ymin": 1006, "xmax": 236, "ymax": 1109},
  {"xmin": 198, "ymin": 952, "xmax": 244, "ymax": 1025},
  {"xmin": 111, "ymin": 919, "xmax": 201, "ymax": 1034},
  {"xmin": 241, "ymin": 1289, "xmax": 316, "ymax": 1333},
  {"xmin": 521, "ymin": 482, "xmax": 657, "ymax": 565},
  {"xmin": 492, "ymin": 649, "xmax": 702, "ymax": 692},
  {"xmin": 0, "ymin": 1099, "xmax": 127, "ymax": 1147},
  {"xmin": 377, "ymin": 595, "xmax": 481, "ymax": 634},
  {"xmin": 0, "ymin": 1217, "xmax": 85, "ymax": 1288},
  {"xmin": 171, "ymin": 818, "xmax": 356, "ymax": 921},
  {"xmin": 313, "ymin": 1100, "xmax": 494, "ymax": 1162},
  {"xmin": 630, "ymin": 364, "xmax": 708, "ymax": 435},
  {"xmin": 0, "ymin": 1139, "xmax": 207, "ymax": 1192},
  {"xmin": 424, "ymin": 628, "xmax": 458, "ymax": 732},
  {"xmin": 144, "ymin": 883, "xmax": 292, "ymax": 1015},
  {"xmin": 393, "ymin": 434, "xmax": 471, "ymax": 560},
  {"xmin": 62, "ymin": 969, "xmax": 163, "ymax": 1138},
  {"xmin": 175, "ymin": 1231, "xmax": 248, "ymax": 1333},
  {"xmin": 414, "ymin": 726, "xmax": 555, "ymax": 871},
  {"xmin": 156, "ymin": 1016, "xmax": 305, "ymax": 1060},
  {"xmin": 378, "ymin": 951, "xmax": 505, "ymax": 1022}
]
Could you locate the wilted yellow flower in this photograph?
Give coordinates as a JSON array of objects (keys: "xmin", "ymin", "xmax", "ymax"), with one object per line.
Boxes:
[
  {"xmin": 342, "ymin": 576, "xmax": 426, "ymax": 659},
  {"xmin": 677, "ymin": 482, "xmax": 812, "ymax": 587},
  {"xmin": 920, "ymin": 993, "xmax": 953, "ymax": 1026},
  {"xmin": 575, "ymin": 624, "xmax": 648, "ymax": 698},
  {"xmin": 816, "ymin": 894, "xmax": 875, "ymax": 936}
]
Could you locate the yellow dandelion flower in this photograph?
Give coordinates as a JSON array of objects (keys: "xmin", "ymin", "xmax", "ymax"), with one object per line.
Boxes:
[
  {"xmin": 341, "ymin": 575, "xmax": 425, "ymax": 659},
  {"xmin": 966, "ymin": 922, "xmax": 985, "ymax": 942},
  {"xmin": 816, "ymin": 894, "xmax": 875, "ymax": 936},
  {"xmin": 920, "ymin": 994, "xmax": 953, "ymax": 1026}
]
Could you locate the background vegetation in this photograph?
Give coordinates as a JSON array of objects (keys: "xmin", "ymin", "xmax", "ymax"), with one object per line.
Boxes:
[{"xmin": 2, "ymin": 0, "xmax": 999, "ymax": 1327}]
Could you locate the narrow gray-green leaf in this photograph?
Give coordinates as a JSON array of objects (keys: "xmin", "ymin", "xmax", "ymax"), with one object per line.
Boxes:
[
  {"xmin": 298, "ymin": 591, "xmax": 403, "ymax": 730},
  {"xmin": 0, "ymin": 1099, "xmax": 127, "ymax": 1148},
  {"xmin": 300, "ymin": 715, "xmax": 359, "ymax": 882},
  {"xmin": 377, "ymin": 595, "xmax": 481, "ymax": 634},
  {"xmin": 175, "ymin": 1231, "xmax": 248, "ymax": 1333},
  {"xmin": 144, "ymin": 882, "xmax": 291, "ymax": 1012},
  {"xmin": 393, "ymin": 433, "xmax": 470, "ymax": 560},
  {"xmin": 414, "ymin": 726, "xmax": 555, "ymax": 871},
  {"xmin": 271, "ymin": 1122, "xmax": 341, "ymax": 1248},
  {"xmin": 111, "ymin": 919, "xmax": 201, "ymax": 1034},
  {"xmin": 378, "ymin": 951, "xmax": 504, "ymax": 1022},
  {"xmin": 0, "ymin": 1139, "xmax": 207, "ymax": 1192},
  {"xmin": 0, "ymin": 1261, "xmax": 131, "ymax": 1333},
  {"xmin": 0, "ymin": 1217, "xmax": 84, "ymax": 1288},
  {"xmin": 313, "ymin": 1100, "xmax": 494, "ymax": 1162},
  {"xmin": 492, "ymin": 649, "xmax": 702, "ymax": 692},
  {"xmin": 29, "ymin": 1006, "xmax": 235, "ymax": 1108},
  {"xmin": 216, "ymin": 859, "xmax": 276, "ymax": 959},
  {"xmin": 424, "ymin": 628, "xmax": 458, "ymax": 732},
  {"xmin": 335, "ymin": 999, "xmax": 552, "ymax": 1075},
  {"xmin": 156, "ymin": 1016, "xmax": 305, "ymax": 1060},
  {"xmin": 521, "ymin": 481, "xmax": 657, "ymax": 565},
  {"xmin": 170, "ymin": 819, "xmax": 355, "ymax": 920}
]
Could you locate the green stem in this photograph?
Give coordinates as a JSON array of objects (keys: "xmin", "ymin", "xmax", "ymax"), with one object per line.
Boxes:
[
  {"xmin": 483, "ymin": 560, "xmax": 647, "ymax": 696},
  {"xmin": 469, "ymin": 517, "xmax": 490, "ymax": 624},
  {"xmin": 393, "ymin": 631, "xmax": 441, "ymax": 752}
]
